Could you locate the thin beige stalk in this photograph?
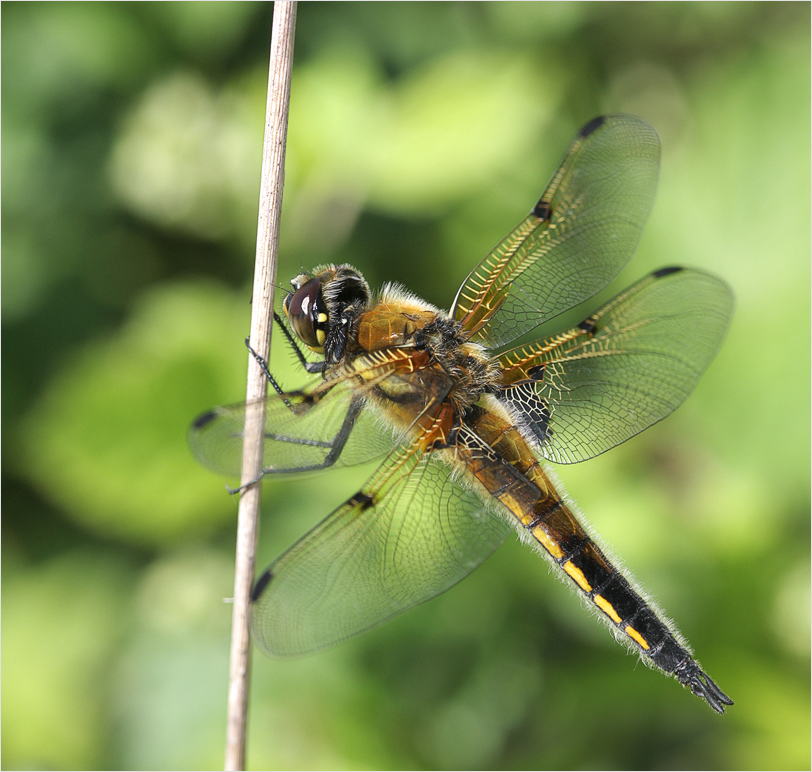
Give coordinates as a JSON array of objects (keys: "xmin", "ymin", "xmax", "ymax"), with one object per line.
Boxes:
[{"xmin": 225, "ymin": 3, "xmax": 297, "ymax": 769}]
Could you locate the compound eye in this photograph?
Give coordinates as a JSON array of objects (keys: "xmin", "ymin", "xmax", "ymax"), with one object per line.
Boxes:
[{"xmin": 284, "ymin": 277, "xmax": 326, "ymax": 350}]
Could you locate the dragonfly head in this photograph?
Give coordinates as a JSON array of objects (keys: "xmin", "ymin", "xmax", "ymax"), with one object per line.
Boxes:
[{"xmin": 283, "ymin": 264, "xmax": 371, "ymax": 356}]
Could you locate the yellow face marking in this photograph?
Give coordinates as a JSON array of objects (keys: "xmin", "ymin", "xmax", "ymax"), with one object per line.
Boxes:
[
  {"xmin": 562, "ymin": 561, "xmax": 592, "ymax": 592},
  {"xmin": 593, "ymin": 594, "xmax": 622, "ymax": 624},
  {"xmin": 315, "ymin": 329, "xmax": 326, "ymax": 346},
  {"xmin": 531, "ymin": 526, "xmax": 565, "ymax": 560},
  {"xmin": 624, "ymin": 625, "xmax": 651, "ymax": 650},
  {"xmin": 318, "ymin": 313, "xmax": 328, "ymax": 323}
]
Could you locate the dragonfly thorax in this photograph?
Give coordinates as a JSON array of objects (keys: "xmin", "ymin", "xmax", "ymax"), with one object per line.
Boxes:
[{"xmin": 414, "ymin": 316, "xmax": 501, "ymax": 412}]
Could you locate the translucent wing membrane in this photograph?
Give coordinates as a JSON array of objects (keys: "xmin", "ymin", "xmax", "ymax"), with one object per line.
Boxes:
[
  {"xmin": 451, "ymin": 115, "xmax": 660, "ymax": 348},
  {"xmin": 189, "ymin": 364, "xmax": 403, "ymax": 479},
  {"xmin": 251, "ymin": 444, "xmax": 512, "ymax": 655},
  {"xmin": 498, "ymin": 268, "xmax": 734, "ymax": 464}
]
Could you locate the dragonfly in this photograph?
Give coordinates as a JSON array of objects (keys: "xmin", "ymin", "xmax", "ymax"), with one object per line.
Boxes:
[{"xmin": 190, "ymin": 115, "xmax": 734, "ymax": 713}]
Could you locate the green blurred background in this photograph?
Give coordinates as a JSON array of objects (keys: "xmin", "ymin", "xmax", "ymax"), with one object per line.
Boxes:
[{"xmin": 3, "ymin": 2, "xmax": 809, "ymax": 769}]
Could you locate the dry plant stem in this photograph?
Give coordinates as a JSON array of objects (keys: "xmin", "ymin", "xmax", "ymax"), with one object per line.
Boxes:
[{"xmin": 225, "ymin": 3, "xmax": 297, "ymax": 770}]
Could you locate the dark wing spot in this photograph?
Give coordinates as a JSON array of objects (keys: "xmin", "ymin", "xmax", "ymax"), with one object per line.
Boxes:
[
  {"xmin": 653, "ymin": 266, "xmax": 683, "ymax": 278},
  {"xmin": 578, "ymin": 115, "xmax": 606, "ymax": 138},
  {"xmin": 251, "ymin": 569, "xmax": 274, "ymax": 602},
  {"xmin": 532, "ymin": 199, "xmax": 552, "ymax": 220},
  {"xmin": 578, "ymin": 317, "xmax": 597, "ymax": 334},
  {"xmin": 348, "ymin": 492, "xmax": 374, "ymax": 511},
  {"xmin": 527, "ymin": 364, "xmax": 546, "ymax": 381},
  {"xmin": 192, "ymin": 410, "xmax": 218, "ymax": 430}
]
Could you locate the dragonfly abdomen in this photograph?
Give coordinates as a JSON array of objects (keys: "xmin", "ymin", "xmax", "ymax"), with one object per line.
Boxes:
[
  {"xmin": 515, "ymin": 482, "xmax": 682, "ymax": 660},
  {"xmin": 462, "ymin": 402, "xmax": 731, "ymax": 711},
  {"xmin": 525, "ymin": 502, "xmax": 731, "ymax": 711}
]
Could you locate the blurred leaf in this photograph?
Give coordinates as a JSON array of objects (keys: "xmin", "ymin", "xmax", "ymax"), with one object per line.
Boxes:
[
  {"xmin": 2, "ymin": 3, "xmax": 157, "ymax": 118},
  {"xmin": 114, "ymin": 636, "xmax": 229, "ymax": 770},
  {"xmin": 248, "ymin": 648, "xmax": 407, "ymax": 770},
  {"xmin": 2, "ymin": 551, "xmax": 130, "ymax": 769},
  {"xmin": 17, "ymin": 282, "xmax": 252, "ymax": 545},
  {"xmin": 723, "ymin": 652, "xmax": 811, "ymax": 770},
  {"xmin": 113, "ymin": 547, "xmax": 236, "ymax": 769},
  {"xmin": 281, "ymin": 45, "xmax": 564, "ymax": 260},
  {"xmin": 138, "ymin": 2, "xmax": 264, "ymax": 63},
  {"xmin": 109, "ymin": 70, "xmax": 265, "ymax": 244},
  {"xmin": 366, "ymin": 48, "xmax": 563, "ymax": 213},
  {"xmin": 771, "ymin": 560, "xmax": 811, "ymax": 660}
]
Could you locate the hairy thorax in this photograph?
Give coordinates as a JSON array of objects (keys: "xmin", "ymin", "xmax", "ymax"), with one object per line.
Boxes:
[{"xmin": 350, "ymin": 290, "xmax": 501, "ymax": 422}]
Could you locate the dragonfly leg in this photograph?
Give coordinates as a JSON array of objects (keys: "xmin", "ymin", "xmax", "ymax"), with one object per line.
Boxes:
[
  {"xmin": 245, "ymin": 334, "xmax": 313, "ymax": 414},
  {"xmin": 225, "ymin": 469, "xmax": 267, "ymax": 495},
  {"xmin": 245, "ymin": 312, "xmax": 324, "ymax": 397},
  {"xmin": 245, "ymin": 336, "xmax": 286, "ymax": 396},
  {"xmin": 225, "ymin": 395, "xmax": 367, "ymax": 496},
  {"xmin": 273, "ymin": 312, "xmax": 324, "ymax": 374},
  {"xmin": 262, "ymin": 396, "xmax": 365, "ymax": 474}
]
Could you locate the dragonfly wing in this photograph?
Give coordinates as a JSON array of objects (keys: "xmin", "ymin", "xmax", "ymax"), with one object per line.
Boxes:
[
  {"xmin": 497, "ymin": 267, "xmax": 734, "ymax": 464},
  {"xmin": 189, "ymin": 352, "xmax": 417, "ymax": 478},
  {"xmin": 451, "ymin": 115, "xmax": 660, "ymax": 348},
  {"xmin": 250, "ymin": 444, "xmax": 512, "ymax": 655}
]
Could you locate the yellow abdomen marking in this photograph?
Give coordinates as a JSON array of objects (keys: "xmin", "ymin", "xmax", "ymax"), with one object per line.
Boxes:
[
  {"xmin": 562, "ymin": 561, "xmax": 592, "ymax": 592},
  {"xmin": 624, "ymin": 625, "xmax": 651, "ymax": 650},
  {"xmin": 532, "ymin": 526, "xmax": 565, "ymax": 560},
  {"xmin": 593, "ymin": 594, "xmax": 622, "ymax": 624}
]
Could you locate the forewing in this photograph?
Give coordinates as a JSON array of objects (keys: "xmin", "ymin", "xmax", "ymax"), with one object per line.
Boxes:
[
  {"xmin": 497, "ymin": 268, "xmax": 734, "ymax": 464},
  {"xmin": 189, "ymin": 359, "xmax": 404, "ymax": 478},
  {"xmin": 451, "ymin": 115, "xmax": 660, "ymax": 348},
  {"xmin": 250, "ymin": 444, "xmax": 512, "ymax": 655}
]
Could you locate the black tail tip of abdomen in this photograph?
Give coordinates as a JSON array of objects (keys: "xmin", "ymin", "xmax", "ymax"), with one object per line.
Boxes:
[{"xmin": 676, "ymin": 660, "xmax": 734, "ymax": 714}]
